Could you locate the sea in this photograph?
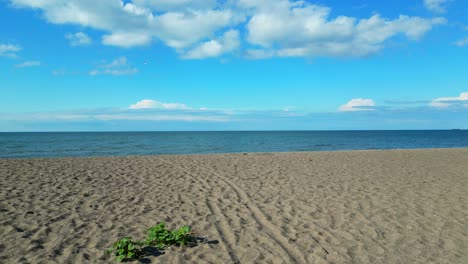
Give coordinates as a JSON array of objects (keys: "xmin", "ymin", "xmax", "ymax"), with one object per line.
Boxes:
[{"xmin": 1, "ymin": 130, "xmax": 468, "ymax": 158}]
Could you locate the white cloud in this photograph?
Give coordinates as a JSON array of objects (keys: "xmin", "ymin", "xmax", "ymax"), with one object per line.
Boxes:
[
  {"xmin": 183, "ymin": 30, "xmax": 240, "ymax": 59},
  {"xmin": 129, "ymin": 99, "xmax": 188, "ymax": 110},
  {"xmin": 430, "ymin": 92, "xmax": 468, "ymax": 107},
  {"xmin": 102, "ymin": 32, "xmax": 151, "ymax": 48},
  {"xmin": 14, "ymin": 60, "xmax": 41, "ymax": 68},
  {"xmin": 0, "ymin": 43, "xmax": 21, "ymax": 57},
  {"xmin": 9, "ymin": 0, "xmax": 445, "ymax": 59},
  {"xmin": 339, "ymin": 98, "xmax": 376, "ymax": 112},
  {"xmin": 244, "ymin": 49, "xmax": 274, "ymax": 59},
  {"xmin": 245, "ymin": 1, "xmax": 446, "ymax": 58},
  {"xmin": 89, "ymin": 56, "xmax": 138, "ymax": 76},
  {"xmin": 9, "ymin": 0, "xmax": 240, "ymax": 51},
  {"xmin": 104, "ymin": 56, "xmax": 127, "ymax": 68},
  {"xmin": 133, "ymin": 0, "xmax": 217, "ymax": 12},
  {"xmin": 89, "ymin": 68, "xmax": 138, "ymax": 76},
  {"xmin": 65, "ymin": 32, "xmax": 92, "ymax": 46},
  {"xmin": 424, "ymin": 0, "xmax": 449, "ymax": 13},
  {"xmin": 93, "ymin": 114, "xmax": 226, "ymax": 122},
  {"xmin": 153, "ymin": 9, "xmax": 242, "ymax": 49},
  {"xmin": 454, "ymin": 37, "xmax": 468, "ymax": 47},
  {"xmin": 11, "ymin": 0, "xmax": 126, "ymax": 28},
  {"xmin": 0, "ymin": 110, "xmax": 228, "ymax": 123}
]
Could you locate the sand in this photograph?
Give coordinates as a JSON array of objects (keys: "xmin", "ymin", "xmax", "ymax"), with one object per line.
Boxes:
[{"xmin": 0, "ymin": 148, "xmax": 467, "ymax": 264}]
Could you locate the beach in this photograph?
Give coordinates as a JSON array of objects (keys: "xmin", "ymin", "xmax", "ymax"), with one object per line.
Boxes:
[{"xmin": 0, "ymin": 148, "xmax": 467, "ymax": 263}]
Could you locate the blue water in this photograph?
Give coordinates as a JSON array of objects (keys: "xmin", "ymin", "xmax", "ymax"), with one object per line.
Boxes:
[{"xmin": 1, "ymin": 131, "xmax": 468, "ymax": 158}]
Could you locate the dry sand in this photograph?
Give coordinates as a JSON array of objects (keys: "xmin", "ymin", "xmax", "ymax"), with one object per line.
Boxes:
[{"xmin": 0, "ymin": 148, "xmax": 467, "ymax": 263}]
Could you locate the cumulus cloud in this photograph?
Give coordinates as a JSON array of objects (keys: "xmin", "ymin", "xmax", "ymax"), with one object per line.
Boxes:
[
  {"xmin": 0, "ymin": 43, "xmax": 21, "ymax": 57},
  {"xmin": 65, "ymin": 32, "xmax": 92, "ymax": 46},
  {"xmin": 14, "ymin": 60, "xmax": 41, "ymax": 68},
  {"xmin": 245, "ymin": 1, "xmax": 446, "ymax": 58},
  {"xmin": 9, "ymin": 0, "xmax": 241, "ymax": 51},
  {"xmin": 89, "ymin": 56, "xmax": 138, "ymax": 76},
  {"xmin": 454, "ymin": 37, "xmax": 468, "ymax": 47},
  {"xmin": 129, "ymin": 99, "xmax": 188, "ymax": 110},
  {"xmin": 424, "ymin": 0, "xmax": 449, "ymax": 13},
  {"xmin": 154, "ymin": 9, "xmax": 242, "ymax": 49},
  {"xmin": 339, "ymin": 98, "xmax": 376, "ymax": 112},
  {"xmin": 430, "ymin": 92, "xmax": 468, "ymax": 107},
  {"xmin": 183, "ymin": 30, "xmax": 240, "ymax": 59},
  {"xmin": 9, "ymin": 0, "xmax": 445, "ymax": 59}
]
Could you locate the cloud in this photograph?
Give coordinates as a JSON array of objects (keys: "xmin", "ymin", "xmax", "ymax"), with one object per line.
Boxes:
[
  {"xmin": 153, "ymin": 9, "xmax": 243, "ymax": 49},
  {"xmin": 182, "ymin": 30, "xmax": 240, "ymax": 59},
  {"xmin": 104, "ymin": 56, "xmax": 128, "ymax": 68},
  {"xmin": 384, "ymin": 99, "xmax": 429, "ymax": 105},
  {"xmin": 0, "ymin": 43, "xmax": 21, "ymax": 57},
  {"xmin": 423, "ymin": 0, "xmax": 449, "ymax": 13},
  {"xmin": 0, "ymin": 107, "xmax": 230, "ymax": 124},
  {"xmin": 133, "ymin": 0, "xmax": 218, "ymax": 12},
  {"xmin": 9, "ymin": 0, "xmax": 241, "ymax": 51},
  {"xmin": 89, "ymin": 56, "xmax": 138, "ymax": 76},
  {"xmin": 245, "ymin": 1, "xmax": 446, "ymax": 58},
  {"xmin": 2, "ymin": 95, "xmax": 468, "ymax": 131},
  {"xmin": 93, "ymin": 114, "xmax": 226, "ymax": 122},
  {"xmin": 9, "ymin": 0, "xmax": 445, "ymax": 59},
  {"xmin": 339, "ymin": 98, "xmax": 376, "ymax": 112},
  {"xmin": 430, "ymin": 92, "xmax": 468, "ymax": 108},
  {"xmin": 65, "ymin": 32, "xmax": 92, "ymax": 46},
  {"xmin": 52, "ymin": 69, "xmax": 66, "ymax": 76},
  {"xmin": 15, "ymin": 60, "xmax": 41, "ymax": 68},
  {"xmin": 244, "ymin": 49, "xmax": 274, "ymax": 59},
  {"xmin": 4, "ymin": 103, "xmax": 468, "ymax": 131},
  {"xmin": 102, "ymin": 32, "xmax": 151, "ymax": 48},
  {"xmin": 454, "ymin": 37, "xmax": 468, "ymax": 47},
  {"xmin": 129, "ymin": 99, "xmax": 188, "ymax": 110}
]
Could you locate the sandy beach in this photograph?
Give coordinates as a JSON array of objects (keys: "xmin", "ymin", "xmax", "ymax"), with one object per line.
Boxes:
[{"xmin": 0, "ymin": 148, "xmax": 467, "ymax": 263}]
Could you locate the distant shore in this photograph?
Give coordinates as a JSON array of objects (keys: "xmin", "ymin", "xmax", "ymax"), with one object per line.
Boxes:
[{"xmin": 1, "ymin": 148, "xmax": 467, "ymax": 263}]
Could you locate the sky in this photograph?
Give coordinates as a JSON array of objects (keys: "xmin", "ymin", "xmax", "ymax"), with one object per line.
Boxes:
[{"xmin": 0, "ymin": 0, "xmax": 467, "ymax": 131}]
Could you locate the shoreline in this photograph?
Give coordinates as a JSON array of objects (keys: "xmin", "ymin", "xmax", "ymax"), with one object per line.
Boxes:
[
  {"xmin": 1, "ymin": 148, "xmax": 467, "ymax": 263},
  {"xmin": 2, "ymin": 146, "xmax": 468, "ymax": 160}
]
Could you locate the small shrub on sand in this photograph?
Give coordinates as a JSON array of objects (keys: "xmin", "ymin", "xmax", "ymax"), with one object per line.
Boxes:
[
  {"xmin": 145, "ymin": 223, "xmax": 193, "ymax": 248},
  {"xmin": 107, "ymin": 223, "xmax": 195, "ymax": 262},
  {"xmin": 106, "ymin": 237, "xmax": 143, "ymax": 262}
]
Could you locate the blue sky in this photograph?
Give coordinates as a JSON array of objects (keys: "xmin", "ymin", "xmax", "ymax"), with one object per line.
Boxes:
[{"xmin": 0, "ymin": 0, "xmax": 467, "ymax": 131}]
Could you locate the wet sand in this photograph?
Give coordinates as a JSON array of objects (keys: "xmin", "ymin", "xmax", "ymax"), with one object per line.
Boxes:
[{"xmin": 1, "ymin": 148, "xmax": 467, "ymax": 263}]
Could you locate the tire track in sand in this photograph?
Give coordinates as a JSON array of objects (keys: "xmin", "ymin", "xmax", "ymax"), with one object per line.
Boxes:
[
  {"xmin": 163, "ymin": 156, "xmax": 307, "ymax": 264},
  {"xmin": 158, "ymin": 158, "xmax": 241, "ymax": 264}
]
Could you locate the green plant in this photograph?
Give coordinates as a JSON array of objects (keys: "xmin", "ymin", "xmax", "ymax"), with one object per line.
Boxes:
[
  {"xmin": 106, "ymin": 237, "xmax": 143, "ymax": 262},
  {"xmin": 107, "ymin": 223, "xmax": 196, "ymax": 262},
  {"xmin": 172, "ymin": 225, "xmax": 192, "ymax": 246},
  {"xmin": 145, "ymin": 223, "xmax": 193, "ymax": 248}
]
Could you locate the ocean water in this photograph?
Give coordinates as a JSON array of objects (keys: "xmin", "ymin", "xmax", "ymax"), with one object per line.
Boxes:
[{"xmin": 1, "ymin": 131, "xmax": 468, "ymax": 158}]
